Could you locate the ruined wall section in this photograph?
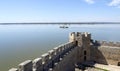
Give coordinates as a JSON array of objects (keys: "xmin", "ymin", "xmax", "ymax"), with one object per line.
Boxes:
[
  {"xmin": 93, "ymin": 40, "xmax": 120, "ymax": 47},
  {"xmin": 91, "ymin": 40, "xmax": 120, "ymax": 66}
]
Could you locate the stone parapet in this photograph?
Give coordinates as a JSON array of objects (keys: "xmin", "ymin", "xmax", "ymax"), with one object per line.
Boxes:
[
  {"xmin": 93, "ymin": 40, "xmax": 120, "ymax": 47},
  {"xmin": 9, "ymin": 68, "xmax": 18, "ymax": 71},
  {"xmin": 18, "ymin": 60, "xmax": 32, "ymax": 71},
  {"xmin": 9, "ymin": 32, "xmax": 120, "ymax": 71},
  {"xmin": 9, "ymin": 41, "xmax": 76, "ymax": 71}
]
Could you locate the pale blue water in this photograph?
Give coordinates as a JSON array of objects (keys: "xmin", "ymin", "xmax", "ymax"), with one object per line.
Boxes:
[{"xmin": 0, "ymin": 24, "xmax": 120, "ymax": 71}]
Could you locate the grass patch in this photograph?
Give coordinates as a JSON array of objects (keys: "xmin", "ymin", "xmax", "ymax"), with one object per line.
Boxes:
[{"xmin": 95, "ymin": 67, "xmax": 109, "ymax": 71}]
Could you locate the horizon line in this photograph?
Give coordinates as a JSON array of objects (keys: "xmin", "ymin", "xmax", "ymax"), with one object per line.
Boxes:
[{"xmin": 0, "ymin": 22, "xmax": 120, "ymax": 25}]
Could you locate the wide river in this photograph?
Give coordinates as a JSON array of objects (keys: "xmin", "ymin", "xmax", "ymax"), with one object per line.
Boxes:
[{"xmin": 0, "ymin": 24, "xmax": 120, "ymax": 71}]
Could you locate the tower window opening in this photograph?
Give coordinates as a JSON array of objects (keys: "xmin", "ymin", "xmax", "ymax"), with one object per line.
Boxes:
[
  {"xmin": 84, "ymin": 50, "xmax": 86, "ymax": 55},
  {"xmin": 118, "ymin": 62, "xmax": 120, "ymax": 66},
  {"xmin": 76, "ymin": 41, "xmax": 78, "ymax": 46}
]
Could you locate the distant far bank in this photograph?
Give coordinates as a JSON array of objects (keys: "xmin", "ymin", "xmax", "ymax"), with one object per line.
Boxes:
[{"xmin": 0, "ymin": 22, "xmax": 120, "ymax": 25}]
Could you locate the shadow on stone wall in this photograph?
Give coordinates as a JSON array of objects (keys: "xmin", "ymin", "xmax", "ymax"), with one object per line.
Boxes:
[
  {"xmin": 74, "ymin": 40, "xmax": 108, "ymax": 71},
  {"xmin": 90, "ymin": 39, "xmax": 108, "ymax": 65},
  {"xmin": 118, "ymin": 62, "xmax": 120, "ymax": 66},
  {"xmin": 74, "ymin": 40, "xmax": 108, "ymax": 70}
]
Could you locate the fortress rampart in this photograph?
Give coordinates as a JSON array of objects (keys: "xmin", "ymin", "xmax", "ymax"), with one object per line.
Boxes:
[
  {"xmin": 9, "ymin": 41, "xmax": 78, "ymax": 71},
  {"xmin": 9, "ymin": 32, "xmax": 120, "ymax": 71},
  {"xmin": 91, "ymin": 40, "xmax": 120, "ymax": 66},
  {"xmin": 92, "ymin": 40, "xmax": 120, "ymax": 47}
]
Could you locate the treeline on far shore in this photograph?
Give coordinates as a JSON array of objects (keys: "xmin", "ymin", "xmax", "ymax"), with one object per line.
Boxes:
[{"xmin": 0, "ymin": 22, "xmax": 120, "ymax": 25}]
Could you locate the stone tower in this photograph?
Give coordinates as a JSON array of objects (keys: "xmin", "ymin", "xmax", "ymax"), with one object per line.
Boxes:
[
  {"xmin": 81, "ymin": 32, "xmax": 91, "ymax": 62},
  {"xmin": 75, "ymin": 32, "xmax": 91, "ymax": 63}
]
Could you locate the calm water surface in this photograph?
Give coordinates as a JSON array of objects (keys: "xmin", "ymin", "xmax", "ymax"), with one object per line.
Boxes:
[{"xmin": 0, "ymin": 24, "xmax": 120, "ymax": 71}]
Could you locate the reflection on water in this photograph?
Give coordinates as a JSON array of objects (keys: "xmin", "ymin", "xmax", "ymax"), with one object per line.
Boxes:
[{"xmin": 0, "ymin": 24, "xmax": 120, "ymax": 71}]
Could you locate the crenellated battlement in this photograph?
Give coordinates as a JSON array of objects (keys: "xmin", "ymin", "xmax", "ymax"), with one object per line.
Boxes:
[
  {"xmin": 69, "ymin": 32, "xmax": 91, "ymax": 43},
  {"xmin": 9, "ymin": 32, "xmax": 120, "ymax": 71},
  {"xmin": 92, "ymin": 40, "xmax": 120, "ymax": 47},
  {"xmin": 69, "ymin": 32, "xmax": 91, "ymax": 37},
  {"xmin": 81, "ymin": 32, "xmax": 91, "ymax": 38},
  {"xmin": 9, "ymin": 41, "xmax": 76, "ymax": 71}
]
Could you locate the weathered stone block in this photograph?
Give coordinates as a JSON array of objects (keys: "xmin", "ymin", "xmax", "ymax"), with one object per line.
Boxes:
[
  {"xmin": 33, "ymin": 58, "xmax": 43, "ymax": 71},
  {"xmin": 53, "ymin": 47, "xmax": 59, "ymax": 55},
  {"xmin": 9, "ymin": 68, "xmax": 18, "ymax": 71},
  {"xmin": 48, "ymin": 50, "xmax": 55, "ymax": 59},
  {"xmin": 41, "ymin": 53, "xmax": 49, "ymax": 64},
  {"xmin": 18, "ymin": 60, "xmax": 32, "ymax": 71},
  {"xmin": 77, "ymin": 32, "xmax": 81, "ymax": 36},
  {"xmin": 69, "ymin": 32, "xmax": 76, "ymax": 42},
  {"xmin": 48, "ymin": 68, "xmax": 53, "ymax": 71}
]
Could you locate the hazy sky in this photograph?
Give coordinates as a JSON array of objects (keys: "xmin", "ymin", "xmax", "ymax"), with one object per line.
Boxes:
[{"xmin": 0, "ymin": 0, "xmax": 120, "ymax": 23}]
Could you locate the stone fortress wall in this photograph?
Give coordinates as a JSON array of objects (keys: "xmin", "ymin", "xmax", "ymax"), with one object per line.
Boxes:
[
  {"xmin": 9, "ymin": 32, "xmax": 120, "ymax": 71},
  {"xmin": 9, "ymin": 41, "xmax": 78, "ymax": 71},
  {"xmin": 91, "ymin": 40, "xmax": 120, "ymax": 65}
]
